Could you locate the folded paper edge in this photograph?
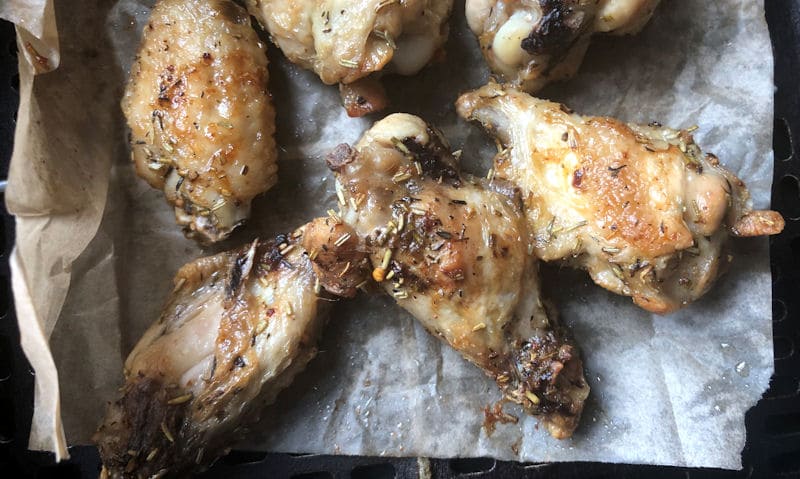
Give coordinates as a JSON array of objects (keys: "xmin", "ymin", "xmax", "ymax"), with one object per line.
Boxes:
[
  {"xmin": 4, "ymin": 2, "xmax": 72, "ymax": 461},
  {"xmin": 10, "ymin": 248, "xmax": 69, "ymax": 461}
]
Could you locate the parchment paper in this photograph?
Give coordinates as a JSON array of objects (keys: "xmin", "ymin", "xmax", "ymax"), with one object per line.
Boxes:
[{"xmin": 5, "ymin": 0, "xmax": 776, "ymax": 470}]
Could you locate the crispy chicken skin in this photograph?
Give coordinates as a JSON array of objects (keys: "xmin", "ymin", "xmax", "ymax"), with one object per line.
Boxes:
[
  {"xmin": 245, "ymin": 0, "xmax": 453, "ymax": 116},
  {"xmin": 123, "ymin": 0, "xmax": 277, "ymax": 243},
  {"xmin": 466, "ymin": 0, "xmax": 660, "ymax": 92},
  {"xmin": 325, "ymin": 113, "xmax": 589, "ymax": 438},
  {"xmin": 457, "ymin": 83, "xmax": 784, "ymax": 313},
  {"xmin": 94, "ymin": 225, "xmax": 367, "ymax": 478}
]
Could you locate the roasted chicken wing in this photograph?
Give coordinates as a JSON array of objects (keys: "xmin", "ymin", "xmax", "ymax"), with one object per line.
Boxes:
[
  {"xmin": 457, "ymin": 83, "xmax": 784, "ymax": 313},
  {"xmin": 324, "ymin": 113, "xmax": 589, "ymax": 438},
  {"xmin": 94, "ymin": 224, "xmax": 367, "ymax": 478},
  {"xmin": 466, "ymin": 0, "xmax": 660, "ymax": 92},
  {"xmin": 123, "ymin": 0, "xmax": 277, "ymax": 243},
  {"xmin": 245, "ymin": 0, "xmax": 453, "ymax": 116}
]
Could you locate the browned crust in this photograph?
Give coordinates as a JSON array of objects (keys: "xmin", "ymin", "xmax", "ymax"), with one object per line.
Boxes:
[
  {"xmin": 95, "ymin": 235, "xmax": 306, "ymax": 478},
  {"xmin": 326, "ymin": 143, "xmax": 358, "ymax": 172},
  {"xmin": 303, "ymin": 217, "xmax": 370, "ymax": 298},
  {"xmin": 731, "ymin": 210, "xmax": 785, "ymax": 237},
  {"xmin": 493, "ymin": 331, "xmax": 588, "ymax": 439},
  {"xmin": 520, "ymin": 0, "xmax": 589, "ymax": 61},
  {"xmin": 339, "ymin": 77, "xmax": 389, "ymax": 118},
  {"xmin": 94, "ymin": 376, "xmax": 194, "ymax": 479}
]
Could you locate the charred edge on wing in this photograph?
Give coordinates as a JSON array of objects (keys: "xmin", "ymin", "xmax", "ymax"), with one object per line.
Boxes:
[
  {"xmin": 257, "ymin": 233, "xmax": 298, "ymax": 276},
  {"xmin": 401, "ymin": 128, "xmax": 462, "ymax": 187},
  {"xmin": 95, "ymin": 377, "xmax": 193, "ymax": 479},
  {"xmin": 495, "ymin": 331, "xmax": 586, "ymax": 421},
  {"xmin": 520, "ymin": 0, "xmax": 588, "ymax": 66}
]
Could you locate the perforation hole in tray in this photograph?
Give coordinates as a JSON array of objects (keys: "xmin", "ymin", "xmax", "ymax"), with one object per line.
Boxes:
[
  {"xmin": 773, "ymin": 298, "xmax": 788, "ymax": 323},
  {"xmin": 779, "ymin": 175, "xmax": 800, "ymax": 220},
  {"xmin": 350, "ymin": 463, "xmax": 396, "ymax": 479},
  {"xmin": 0, "ymin": 275, "xmax": 9, "ymax": 319},
  {"xmin": 772, "ymin": 260, "xmax": 782, "ymax": 285},
  {"xmin": 0, "ymin": 336, "xmax": 10, "ymax": 382},
  {"xmin": 774, "ymin": 336, "xmax": 795, "ymax": 361},
  {"xmin": 449, "ymin": 457, "xmax": 496, "ymax": 475},
  {"xmin": 774, "ymin": 117, "xmax": 793, "ymax": 161}
]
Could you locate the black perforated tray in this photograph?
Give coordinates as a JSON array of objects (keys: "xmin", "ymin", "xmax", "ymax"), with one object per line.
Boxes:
[{"xmin": 1, "ymin": 3, "xmax": 799, "ymax": 478}]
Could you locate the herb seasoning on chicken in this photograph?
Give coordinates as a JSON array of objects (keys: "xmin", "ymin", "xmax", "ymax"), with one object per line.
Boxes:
[
  {"xmin": 94, "ymin": 223, "xmax": 367, "ymax": 478},
  {"xmin": 245, "ymin": 0, "xmax": 453, "ymax": 116},
  {"xmin": 325, "ymin": 113, "xmax": 589, "ymax": 438},
  {"xmin": 457, "ymin": 82, "xmax": 784, "ymax": 313},
  {"xmin": 123, "ymin": 0, "xmax": 277, "ymax": 243}
]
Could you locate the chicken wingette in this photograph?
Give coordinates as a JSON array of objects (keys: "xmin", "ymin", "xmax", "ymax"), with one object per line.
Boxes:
[
  {"xmin": 325, "ymin": 113, "xmax": 589, "ymax": 438},
  {"xmin": 123, "ymin": 0, "xmax": 277, "ymax": 243},
  {"xmin": 457, "ymin": 82, "xmax": 784, "ymax": 313},
  {"xmin": 94, "ymin": 223, "xmax": 367, "ymax": 478},
  {"xmin": 245, "ymin": 0, "xmax": 453, "ymax": 116},
  {"xmin": 466, "ymin": 0, "xmax": 660, "ymax": 92}
]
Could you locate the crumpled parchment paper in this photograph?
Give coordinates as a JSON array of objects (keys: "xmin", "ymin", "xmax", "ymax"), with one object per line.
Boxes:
[{"xmin": 4, "ymin": 0, "xmax": 776, "ymax": 469}]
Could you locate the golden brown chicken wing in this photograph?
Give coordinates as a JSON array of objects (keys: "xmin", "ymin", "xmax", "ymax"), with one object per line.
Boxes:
[
  {"xmin": 457, "ymin": 82, "xmax": 784, "ymax": 313},
  {"xmin": 94, "ymin": 223, "xmax": 367, "ymax": 478},
  {"xmin": 466, "ymin": 0, "xmax": 660, "ymax": 92},
  {"xmin": 245, "ymin": 0, "xmax": 453, "ymax": 116},
  {"xmin": 323, "ymin": 113, "xmax": 589, "ymax": 438},
  {"xmin": 123, "ymin": 0, "xmax": 277, "ymax": 243}
]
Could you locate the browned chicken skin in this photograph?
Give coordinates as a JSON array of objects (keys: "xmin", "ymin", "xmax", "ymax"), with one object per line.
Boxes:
[
  {"xmin": 457, "ymin": 83, "xmax": 784, "ymax": 313},
  {"xmin": 324, "ymin": 113, "xmax": 589, "ymax": 438},
  {"xmin": 123, "ymin": 0, "xmax": 277, "ymax": 242},
  {"xmin": 94, "ymin": 224, "xmax": 367, "ymax": 478},
  {"xmin": 466, "ymin": 0, "xmax": 661, "ymax": 92}
]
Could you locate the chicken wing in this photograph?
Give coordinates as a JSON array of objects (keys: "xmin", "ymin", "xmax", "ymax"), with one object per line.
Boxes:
[
  {"xmin": 466, "ymin": 0, "xmax": 660, "ymax": 92},
  {"xmin": 324, "ymin": 113, "xmax": 589, "ymax": 438},
  {"xmin": 457, "ymin": 83, "xmax": 784, "ymax": 313},
  {"xmin": 94, "ymin": 223, "xmax": 367, "ymax": 478},
  {"xmin": 123, "ymin": 0, "xmax": 277, "ymax": 243},
  {"xmin": 245, "ymin": 0, "xmax": 453, "ymax": 116}
]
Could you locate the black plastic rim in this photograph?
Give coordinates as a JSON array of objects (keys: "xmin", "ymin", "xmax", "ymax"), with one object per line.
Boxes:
[{"xmin": 1, "ymin": 3, "xmax": 799, "ymax": 478}]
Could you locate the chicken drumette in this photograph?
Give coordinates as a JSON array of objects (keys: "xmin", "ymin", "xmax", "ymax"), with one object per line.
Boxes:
[
  {"xmin": 457, "ymin": 83, "xmax": 784, "ymax": 313},
  {"xmin": 245, "ymin": 0, "xmax": 453, "ymax": 116},
  {"xmin": 466, "ymin": 0, "xmax": 660, "ymax": 92},
  {"xmin": 325, "ymin": 113, "xmax": 589, "ymax": 438},
  {"xmin": 94, "ymin": 222, "xmax": 367, "ymax": 478},
  {"xmin": 123, "ymin": 0, "xmax": 277, "ymax": 243}
]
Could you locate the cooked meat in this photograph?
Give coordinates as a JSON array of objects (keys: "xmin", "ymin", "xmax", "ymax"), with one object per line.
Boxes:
[
  {"xmin": 339, "ymin": 77, "xmax": 390, "ymax": 118},
  {"xmin": 245, "ymin": 0, "xmax": 453, "ymax": 116},
  {"xmin": 457, "ymin": 82, "xmax": 785, "ymax": 313},
  {"xmin": 123, "ymin": 0, "xmax": 277, "ymax": 243},
  {"xmin": 323, "ymin": 113, "xmax": 589, "ymax": 438},
  {"xmin": 466, "ymin": 0, "xmax": 660, "ymax": 92},
  {"xmin": 302, "ymin": 216, "xmax": 371, "ymax": 298},
  {"xmin": 94, "ymin": 223, "xmax": 367, "ymax": 478}
]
